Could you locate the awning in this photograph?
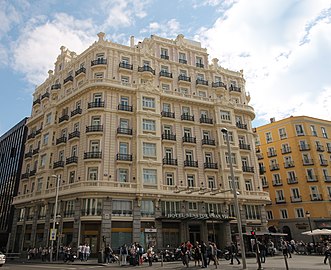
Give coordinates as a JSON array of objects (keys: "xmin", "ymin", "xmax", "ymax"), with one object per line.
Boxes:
[{"xmin": 245, "ymin": 231, "xmax": 287, "ymax": 236}]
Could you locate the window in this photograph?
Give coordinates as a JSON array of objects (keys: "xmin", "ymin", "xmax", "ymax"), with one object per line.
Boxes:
[
  {"xmin": 295, "ymin": 124, "xmax": 304, "ymax": 136},
  {"xmin": 295, "ymin": 208, "xmax": 304, "ymax": 218},
  {"xmin": 228, "ymin": 176, "xmax": 240, "ymax": 190},
  {"xmin": 37, "ymin": 178, "xmax": 43, "ymax": 191},
  {"xmin": 245, "ymin": 205, "xmax": 261, "ymax": 220},
  {"xmin": 225, "ymin": 153, "xmax": 237, "ymax": 165},
  {"xmin": 310, "ymin": 125, "xmax": 317, "ymax": 136},
  {"xmin": 112, "ymin": 200, "xmax": 132, "ymax": 215},
  {"xmin": 40, "ymin": 154, "xmax": 47, "ymax": 168},
  {"xmin": 321, "ymin": 127, "xmax": 328, "ymax": 138},
  {"xmin": 310, "ymin": 186, "xmax": 320, "ymax": 200},
  {"xmin": 119, "ymin": 142, "xmax": 128, "ymax": 154},
  {"xmin": 215, "ymin": 76, "xmax": 222, "ymax": 82},
  {"xmin": 279, "ymin": 128, "xmax": 287, "ymax": 139},
  {"xmin": 208, "ymin": 176, "xmax": 216, "ymax": 189},
  {"xmin": 222, "ymin": 131, "xmax": 233, "ymax": 142},
  {"xmin": 276, "ymin": 190, "xmax": 284, "ymax": 200},
  {"xmin": 73, "ymin": 122, "xmax": 79, "ymax": 131},
  {"xmin": 165, "ymin": 173, "xmax": 174, "ymax": 186},
  {"xmin": 188, "ymin": 202, "xmax": 197, "ymax": 210},
  {"xmin": 46, "ymin": 113, "xmax": 52, "ymax": 124},
  {"xmin": 266, "ymin": 211, "xmax": 273, "ymax": 220},
  {"xmin": 291, "ymin": 188, "xmax": 300, "ymax": 199},
  {"xmin": 187, "ymin": 175, "xmax": 195, "ymax": 187},
  {"xmin": 121, "ymin": 76, "xmax": 130, "ymax": 84},
  {"xmin": 162, "ymin": 84, "xmax": 170, "ymax": 91},
  {"xmin": 143, "ymin": 142, "xmax": 156, "ymax": 157},
  {"xmin": 120, "ymin": 96, "xmax": 129, "ymax": 105},
  {"xmin": 141, "ymin": 201, "xmax": 154, "ymax": 216},
  {"xmin": 179, "ymin": 69, "xmax": 187, "ymax": 76},
  {"xmin": 265, "ymin": 132, "xmax": 272, "ymax": 143},
  {"xmin": 245, "ymin": 179, "xmax": 253, "ymax": 191},
  {"xmin": 118, "ymin": 168, "xmax": 128, "ymax": 182},
  {"xmin": 142, "ymin": 97, "xmax": 155, "ymax": 109},
  {"xmin": 143, "ymin": 169, "xmax": 157, "ymax": 185},
  {"xmin": 179, "ymin": 52, "xmax": 186, "ymax": 61},
  {"xmin": 90, "ymin": 140, "xmax": 100, "ymax": 152},
  {"xmin": 280, "ymin": 209, "xmax": 288, "ymax": 219},
  {"xmin": 94, "ymin": 72, "xmax": 104, "ymax": 79},
  {"xmin": 327, "ymin": 187, "xmax": 331, "ymax": 199},
  {"xmin": 161, "ymin": 201, "xmax": 180, "ymax": 215},
  {"xmin": 69, "ymin": 171, "xmax": 75, "ymax": 183},
  {"xmin": 93, "ymin": 93, "xmax": 102, "ymax": 103},
  {"xmin": 64, "ymin": 200, "xmax": 74, "ymax": 218},
  {"xmin": 82, "ymin": 198, "xmax": 102, "ymax": 216},
  {"xmin": 121, "ymin": 56, "xmax": 130, "ymax": 64},
  {"xmin": 162, "ymin": 103, "xmax": 171, "ymax": 112},
  {"xmin": 179, "ymin": 87, "xmax": 189, "ymax": 94},
  {"xmin": 43, "ymin": 133, "xmax": 49, "ymax": 145},
  {"xmin": 142, "ymin": 119, "xmax": 156, "ymax": 131},
  {"xmin": 88, "ymin": 167, "xmax": 98, "ymax": 180},
  {"xmin": 220, "ymin": 111, "xmax": 231, "ymax": 121},
  {"xmin": 161, "ymin": 48, "xmax": 168, "ymax": 56},
  {"xmin": 197, "ymin": 73, "xmax": 204, "ymax": 80},
  {"xmin": 161, "ymin": 65, "xmax": 169, "ymax": 72},
  {"xmin": 71, "ymin": 145, "xmax": 78, "ymax": 157}
]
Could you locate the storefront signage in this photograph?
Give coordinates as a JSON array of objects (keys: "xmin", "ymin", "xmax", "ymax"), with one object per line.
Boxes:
[
  {"xmin": 145, "ymin": 228, "xmax": 157, "ymax": 233},
  {"xmin": 166, "ymin": 213, "xmax": 229, "ymax": 220}
]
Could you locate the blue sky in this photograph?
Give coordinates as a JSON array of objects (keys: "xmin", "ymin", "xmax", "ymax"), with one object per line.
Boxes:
[{"xmin": 1, "ymin": 0, "xmax": 331, "ymax": 136}]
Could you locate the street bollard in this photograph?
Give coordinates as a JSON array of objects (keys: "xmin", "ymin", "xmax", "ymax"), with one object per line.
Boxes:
[
  {"xmin": 161, "ymin": 254, "xmax": 163, "ymax": 267},
  {"xmin": 283, "ymin": 255, "xmax": 289, "ymax": 270}
]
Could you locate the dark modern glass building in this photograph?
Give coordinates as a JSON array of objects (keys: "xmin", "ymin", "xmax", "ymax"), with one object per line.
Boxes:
[{"xmin": 0, "ymin": 118, "xmax": 28, "ymax": 251}]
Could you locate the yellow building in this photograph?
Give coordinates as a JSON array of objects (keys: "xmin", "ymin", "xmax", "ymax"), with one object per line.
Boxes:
[
  {"xmin": 255, "ymin": 116, "xmax": 331, "ymax": 241},
  {"xmin": 9, "ymin": 33, "xmax": 269, "ymax": 254}
]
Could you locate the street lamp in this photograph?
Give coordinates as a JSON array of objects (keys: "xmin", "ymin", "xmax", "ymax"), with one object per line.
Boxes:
[
  {"xmin": 50, "ymin": 174, "xmax": 60, "ymax": 262},
  {"xmin": 306, "ymin": 211, "xmax": 315, "ymax": 250},
  {"xmin": 221, "ymin": 128, "xmax": 247, "ymax": 269}
]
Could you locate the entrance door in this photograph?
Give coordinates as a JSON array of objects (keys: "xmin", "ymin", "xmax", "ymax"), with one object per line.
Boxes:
[
  {"xmin": 82, "ymin": 235, "xmax": 98, "ymax": 257},
  {"xmin": 189, "ymin": 224, "xmax": 201, "ymax": 244}
]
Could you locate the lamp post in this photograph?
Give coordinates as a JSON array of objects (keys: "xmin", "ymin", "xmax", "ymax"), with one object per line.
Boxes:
[
  {"xmin": 221, "ymin": 128, "xmax": 247, "ymax": 269},
  {"xmin": 210, "ymin": 209, "xmax": 216, "ymax": 244},
  {"xmin": 50, "ymin": 175, "xmax": 60, "ymax": 262},
  {"xmin": 306, "ymin": 211, "xmax": 315, "ymax": 251}
]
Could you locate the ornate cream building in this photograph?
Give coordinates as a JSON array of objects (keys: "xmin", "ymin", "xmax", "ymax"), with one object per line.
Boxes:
[{"xmin": 9, "ymin": 33, "xmax": 269, "ymax": 254}]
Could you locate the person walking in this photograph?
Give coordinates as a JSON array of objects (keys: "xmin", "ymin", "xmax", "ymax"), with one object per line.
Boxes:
[
  {"xmin": 200, "ymin": 240, "xmax": 208, "ymax": 268},
  {"xmin": 230, "ymin": 242, "xmax": 241, "ymax": 265},
  {"xmin": 147, "ymin": 246, "xmax": 153, "ymax": 266}
]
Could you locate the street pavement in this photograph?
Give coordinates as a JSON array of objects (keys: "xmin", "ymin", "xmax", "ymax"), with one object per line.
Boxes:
[{"xmin": 4, "ymin": 254, "xmax": 331, "ymax": 270}]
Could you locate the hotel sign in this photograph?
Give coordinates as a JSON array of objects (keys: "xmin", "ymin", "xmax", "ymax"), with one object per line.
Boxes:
[{"xmin": 166, "ymin": 212, "xmax": 229, "ymax": 220}]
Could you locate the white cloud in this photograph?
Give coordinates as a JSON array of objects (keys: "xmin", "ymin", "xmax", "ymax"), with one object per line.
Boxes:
[
  {"xmin": 12, "ymin": 13, "xmax": 96, "ymax": 85},
  {"xmin": 140, "ymin": 19, "xmax": 180, "ymax": 38},
  {"xmin": 196, "ymin": 0, "xmax": 331, "ymax": 124}
]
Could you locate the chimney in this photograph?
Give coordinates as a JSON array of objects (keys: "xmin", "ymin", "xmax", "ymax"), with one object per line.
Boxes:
[
  {"xmin": 270, "ymin": 117, "xmax": 275, "ymax": 123},
  {"xmin": 130, "ymin": 36, "xmax": 134, "ymax": 47}
]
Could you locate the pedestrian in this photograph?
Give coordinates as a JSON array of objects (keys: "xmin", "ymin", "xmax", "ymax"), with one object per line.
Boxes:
[
  {"xmin": 120, "ymin": 244, "xmax": 128, "ymax": 266},
  {"xmin": 147, "ymin": 246, "xmax": 153, "ymax": 266},
  {"xmin": 200, "ymin": 240, "xmax": 208, "ymax": 268},
  {"xmin": 193, "ymin": 241, "xmax": 201, "ymax": 267},
  {"xmin": 324, "ymin": 244, "xmax": 331, "ymax": 264},
  {"xmin": 259, "ymin": 240, "xmax": 267, "ymax": 263},
  {"xmin": 230, "ymin": 242, "xmax": 241, "ymax": 265}
]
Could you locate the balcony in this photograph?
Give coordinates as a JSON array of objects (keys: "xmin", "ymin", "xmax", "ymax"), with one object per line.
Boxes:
[
  {"xmin": 53, "ymin": 160, "xmax": 65, "ymax": 169},
  {"xmin": 51, "ymin": 83, "xmax": 61, "ymax": 90},
  {"xmin": 117, "ymin": 127, "xmax": 133, "ymax": 135},
  {"xmin": 310, "ymin": 194, "xmax": 323, "ymax": 201},
  {"xmin": 41, "ymin": 92, "xmax": 49, "ymax": 99},
  {"xmin": 181, "ymin": 113, "xmax": 194, "ymax": 121},
  {"xmin": 71, "ymin": 107, "xmax": 82, "ymax": 117},
  {"xmin": 242, "ymin": 166, "xmax": 254, "ymax": 173},
  {"xmin": 239, "ymin": 143, "xmax": 251, "ymax": 150},
  {"xmin": 287, "ymin": 177, "xmax": 298, "ymax": 184},
  {"xmin": 33, "ymin": 148, "xmax": 39, "ymax": 155},
  {"xmin": 196, "ymin": 79, "xmax": 208, "ymax": 86},
  {"xmin": 299, "ymin": 144, "xmax": 310, "ymax": 151},
  {"xmin": 66, "ymin": 156, "xmax": 78, "ymax": 165},
  {"xmin": 316, "ymin": 145, "xmax": 324, "ymax": 152},
  {"xmin": 58, "ymin": 114, "xmax": 69, "ymax": 123},
  {"xmin": 184, "ymin": 160, "xmax": 198, "ymax": 167},
  {"xmin": 303, "ymin": 158, "xmax": 314, "ymax": 165},
  {"xmin": 33, "ymin": 98, "xmax": 41, "ymax": 106},
  {"xmin": 236, "ymin": 122, "xmax": 247, "ymax": 129},
  {"xmin": 320, "ymin": 159, "xmax": 328, "ymax": 166},
  {"xmin": 204, "ymin": 162, "xmax": 218, "ymax": 169},
  {"xmin": 212, "ymin": 81, "xmax": 227, "ymax": 89},
  {"xmin": 162, "ymin": 158, "xmax": 178, "ymax": 166},
  {"xmin": 86, "ymin": 125, "xmax": 103, "ymax": 133},
  {"xmin": 284, "ymin": 161, "xmax": 295, "ymax": 168},
  {"xmin": 138, "ymin": 65, "xmax": 155, "ymax": 75},
  {"xmin": 21, "ymin": 172, "xmax": 30, "ymax": 179},
  {"xmin": 161, "ymin": 54, "xmax": 169, "ymax": 60},
  {"xmin": 161, "ymin": 111, "xmax": 175, "ymax": 118},
  {"xmin": 257, "ymin": 154, "xmax": 264, "ymax": 160},
  {"xmin": 267, "ymin": 150, "xmax": 277, "ymax": 157},
  {"xmin": 88, "ymin": 101, "xmax": 105, "ymax": 109},
  {"xmin": 118, "ymin": 104, "xmax": 133, "ymax": 112},
  {"xmin": 27, "ymin": 132, "xmax": 36, "ymax": 140},
  {"xmin": 68, "ymin": 130, "xmax": 80, "ymax": 140},
  {"xmin": 281, "ymin": 147, "xmax": 291, "ymax": 154},
  {"xmin": 196, "ymin": 63, "xmax": 204, "ymax": 68},
  {"xmin": 91, "ymin": 58, "xmax": 107, "ymax": 66},
  {"xmin": 29, "ymin": 169, "xmax": 36, "ymax": 176},
  {"xmin": 179, "ymin": 59, "xmax": 187, "ymax": 64},
  {"xmin": 200, "ymin": 117, "xmax": 213, "ymax": 124},
  {"xmin": 119, "ymin": 62, "xmax": 133, "ymax": 70},
  {"xmin": 159, "ymin": 71, "xmax": 172, "ymax": 78},
  {"xmin": 84, "ymin": 151, "xmax": 102, "ymax": 159},
  {"xmin": 270, "ymin": 164, "xmax": 280, "ymax": 171},
  {"xmin": 56, "ymin": 136, "xmax": 67, "ymax": 145},
  {"xmin": 259, "ymin": 166, "xmax": 266, "ymax": 174},
  {"xmin": 275, "ymin": 198, "xmax": 286, "ymax": 204},
  {"xmin": 116, "ymin": 153, "xmax": 132, "ymax": 161},
  {"xmin": 162, "ymin": 133, "xmax": 176, "ymax": 141},
  {"xmin": 63, "ymin": 75, "xmax": 73, "ymax": 84},
  {"xmin": 290, "ymin": 196, "xmax": 302, "ymax": 203},
  {"xmin": 306, "ymin": 175, "xmax": 318, "ymax": 182},
  {"xmin": 75, "ymin": 67, "xmax": 86, "ymax": 77},
  {"xmin": 202, "ymin": 139, "xmax": 215, "ymax": 146},
  {"xmin": 178, "ymin": 74, "xmax": 191, "ymax": 82},
  {"xmin": 229, "ymin": 85, "xmax": 241, "ymax": 92},
  {"xmin": 182, "ymin": 136, "xmax": 196, "ymax": 143}
]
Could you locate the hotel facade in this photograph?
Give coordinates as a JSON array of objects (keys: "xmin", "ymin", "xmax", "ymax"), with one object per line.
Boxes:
[
  {"xmin": 8, "ymin": 33, "xmax": 269, "ymax": 255},
  {"xmin": 255, "ymin": 116, "xmax": 331, "ymax": 241}
]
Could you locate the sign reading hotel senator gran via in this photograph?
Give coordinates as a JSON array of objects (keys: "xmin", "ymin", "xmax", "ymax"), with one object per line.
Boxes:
[{"xmin": 166, "ymin": 212, "xmax": 229, "ymax": 220}]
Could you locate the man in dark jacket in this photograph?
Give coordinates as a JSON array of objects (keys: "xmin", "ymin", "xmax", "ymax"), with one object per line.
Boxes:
[{"xmin": 230, "ymin": 242, "xmax": 241, "ymax": 265}]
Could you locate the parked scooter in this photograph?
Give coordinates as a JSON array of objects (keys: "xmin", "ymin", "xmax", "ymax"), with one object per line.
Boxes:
[{"xmin": 63, "ymin": 252, "xmax": 77, "ymax": 263}]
